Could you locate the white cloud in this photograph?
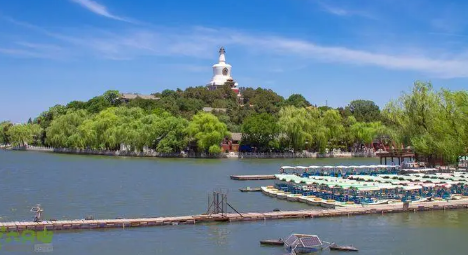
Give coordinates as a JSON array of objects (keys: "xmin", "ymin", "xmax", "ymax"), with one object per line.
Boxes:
[
  {"xmin": 0, "ymin": 41, "xmax": 70, "ymax": 60},
  {"xmin": 320, "ymin": 4, "xmax": 348, "ymax": 16},
  {"xmin": 3, "ymin": 18, "xmax": 468, "ymax": 78},
  {"xmin": 233, "ymin": 35, "xmax": 468, "ymax": 78},
  {"xmin": 314, "ymin": 0, "xmax": 375, "ymax": 19},
  {"xmin": 70, "ymin": 0, "xmax": 134, "ymax": 23}
]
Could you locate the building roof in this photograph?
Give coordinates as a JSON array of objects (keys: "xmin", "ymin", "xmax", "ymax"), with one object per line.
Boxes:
[
  {"xmin": 231, "ymin": 133, "xmax": 242, "ymax": 141},
  {"xmin": 202, "ymin": 107, "xmax": 227, "ymax": 112},
  {"xmin": 120, "ymin": 93, "xmax": 160, "ymax": 100}
]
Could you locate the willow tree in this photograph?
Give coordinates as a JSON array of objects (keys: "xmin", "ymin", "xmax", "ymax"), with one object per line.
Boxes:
[
  {"xmin": 321, "ymin": 109, "xmax": 345, "ymax": 150},
  {"xmin": 187, "ymin": 112, "xmax": 230, "ymax": 154},
  {"xmin": 0, "ymin": 121, "xmax": 13, "ymax": 145},
  {"xmin": 350, "ymin": 121, "xmax": 384, "ymax": 146},
  {"xmin": 136, "ymin": 113, "xmax": 189, "ymax": 153},
  {"xmin": 46, "ymin": 110, "xmax": 90, "ymax": 148},
  {"xmin": 76, "ymin": 107, "xmax": 146, "ymax": 150},
  {"xmin": 383, "ymin": 81, "xmax": 468, "ymax": 165},
  {"xmin": 278, "ymin": 106, "xmax": 315, "ymax": 151},
  {"xmin": 7, "ymin": 123, "xmax": 42, "ymax": 147}
]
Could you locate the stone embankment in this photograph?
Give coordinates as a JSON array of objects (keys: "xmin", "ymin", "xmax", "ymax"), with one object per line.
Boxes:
[{"xmin": 8, "ymin": 146, "xmax": 377, "ymax": 159}]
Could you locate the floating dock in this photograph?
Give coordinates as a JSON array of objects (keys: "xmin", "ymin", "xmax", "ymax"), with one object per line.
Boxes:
[
  {"xmin": 239, "ymin": 187, "xmax": 262, "ymax": 192},
  {"xmin": 1, "ymin": 200, "xmax": 468, "ymax": 232},
  {"xmin": 230, "ymin": 175, "xmax": 276, "ymax": 180}
]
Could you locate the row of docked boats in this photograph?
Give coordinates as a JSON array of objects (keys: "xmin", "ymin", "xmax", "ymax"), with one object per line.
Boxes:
[
  {"xmin": 280, "ymin": 164, "xmax": 400, "ymax": 176},
  {"xmin": 261, "ymin": 186, "xmax": 372, "ymax": 208},
  {"xmin": 260, "ymin": 169, "xmax": 468, "ymax": 207}
]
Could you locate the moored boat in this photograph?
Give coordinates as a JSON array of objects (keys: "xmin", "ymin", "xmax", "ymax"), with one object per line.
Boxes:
[
  {"xmin": 276, "ymin": 192, "xmax": 289, "ymax": 200},
  {"xmin": 362, "ymin": 199, "xmax": 389, "ymax": 205},
  {"xmin": 320, "ymin": 200, "xmax": 339, "ymax": 208},
  {"xmin": 260, "ymin": 239, "xmax": 284, "ymax": 246},
  {"xmin": 306, "ymin": 197, "xmax": 324, "ymax": 206},
  {"xmin": 286, "ymin": 194, "xmax": 302, "ymax": 202},
  {"xmin": 284, "ymin": 234, "xmax": 324, "ymax": 254},
  {"xmin": 239, "ymin": 187, "xmax": 262, "ymax": 192},
  {"xmin": 329, "ymin": 243, "xmax": 359, "ymax": 252}
]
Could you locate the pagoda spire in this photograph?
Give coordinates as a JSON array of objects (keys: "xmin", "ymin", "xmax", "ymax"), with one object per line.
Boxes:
[{"xmin": 218, "ymin": 47, "xmax": 226, "ymax": 63}]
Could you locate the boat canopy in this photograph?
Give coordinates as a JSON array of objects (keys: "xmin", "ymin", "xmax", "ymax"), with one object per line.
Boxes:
[
  {"xmin": 357, "ymin": 186, "xmax": 381, "ymax": 191},
  {"xmin": 402, "ymin": 185, "xmax": 422, "ymax": 190},
  {"xmin": 284, "ymin": 234, "xmax": 323, "ymax": 249}
]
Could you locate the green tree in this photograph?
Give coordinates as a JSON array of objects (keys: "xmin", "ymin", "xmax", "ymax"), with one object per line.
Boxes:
[
  {"xmin": 126, "ymin": 98, "xmax": 161, "ymax": 112},
  {"xmin": 278, "ymin": 106, "xmax": 316, "ymax": 151},
  {"xmin": 284, "ymin": 94, "xmax": 311, "ymax": 108},
  {"xmin": 241, "ymin": 113, "xmax": 279, "ymax": 151},
  {"xmin": 321, "ymin": 109, "xmax": 345, "ymax": 150},
  {"xmin": 187, "ymin": 112, "xmax": 230, "ymax": 154},
  {"xmin": 103, "ymin": 90, "xmax": 121, "ymax": 106},
  {"xmin": 0, "ymin": 121, "xmax": 13, "ymax": 145},
  {"xmin": 346, "ymin": 100, "xmax": 381, "ymax": 122},
  {"xmin": 134, "ymin": 113, "xmax": 189, "ymax": 153},
  {"xmin": 246, "ymin": 88, "xmax": 284, "ymax": 114},
  {"xmin": 85, "ymin": 96, "xmax": 112, "ymax": 114},
  {"xmin": 35, "ymin": 105, "xmax": 67, "ymax": 129},
  {"xmin": 383, "ymin": 81, "xmax": 468, "ymax": 165},
  {"xmin": 46, "ymin": 110, "xmax": 90, "ymax": 148},
  {"xmin": 350, "ymin": 121, "xmax": 384, "ymax": 145},
  {"xmin": 7, "ymin": 124, "xmax": 42, "ymax": 147}
]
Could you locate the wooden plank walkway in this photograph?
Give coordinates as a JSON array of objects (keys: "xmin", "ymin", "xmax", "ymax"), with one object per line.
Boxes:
[
  {"xmin": 230, "ymin": 175, "xmax": 276, "ymax": 180},
  {"xmin": 1, "ymin": 200, "xmax": 467, "ymax": 232}
]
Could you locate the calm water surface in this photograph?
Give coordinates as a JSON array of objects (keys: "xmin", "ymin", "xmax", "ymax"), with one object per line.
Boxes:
[{"xmin": 1, "ymin": 150, "xmax": 467, "ymax": 255}]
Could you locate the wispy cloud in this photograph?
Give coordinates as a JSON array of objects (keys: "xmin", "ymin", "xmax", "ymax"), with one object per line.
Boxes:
[
  {"xmin": 314, "ymin": 0, "xmax": 376, "ymax": 19},
  {"xmin": 0, "ymin": 40, "xmax": 71, "ymax": 60},
  {"xmin": 3, "ymin": 18, "xmax": 468, "ymax": 78},
  {"xmin": 70, "ymin": 0, "xmax": 134, "ymax": 23},
  {"xmin": 242, "ymin": 35, "xmax": 468, "ymax": 78},
  {"xmin": 320, "ymin": 3, "xmax": 349, "ymax": 16}
]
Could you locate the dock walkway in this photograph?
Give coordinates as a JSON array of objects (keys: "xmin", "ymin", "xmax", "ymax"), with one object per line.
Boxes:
[
  {"xmin": 230, "ymin": 175, "xmax": 276, "ymax": 180},
  {"xmin": 1, "ymin": 200, "xmax": 468, "ymax": 232}
]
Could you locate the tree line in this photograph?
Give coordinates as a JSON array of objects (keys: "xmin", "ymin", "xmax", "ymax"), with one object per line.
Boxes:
[{"xmin": 1, "ymin": 82, "xmax": 467, "ymax": 163}]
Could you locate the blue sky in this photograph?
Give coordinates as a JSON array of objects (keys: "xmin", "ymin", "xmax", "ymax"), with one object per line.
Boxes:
[{"xmin": 1, "ymin": 0, "xmax": 467, "ymax": 122}]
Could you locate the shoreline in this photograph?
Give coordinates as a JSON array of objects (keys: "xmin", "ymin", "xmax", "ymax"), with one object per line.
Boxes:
[{"xmin": 5, "ymin": 146, "xmax": 378, "ymax": 159}]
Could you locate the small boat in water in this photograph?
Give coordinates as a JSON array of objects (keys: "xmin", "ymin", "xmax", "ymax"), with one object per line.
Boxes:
[
  {"xmin": 260, "ymin": 239, "xmax": 284, "ymax": 246},
  {"xmin": 329, "ymin": 243, "xmax": 359, "ymax": 252},
  {"xmin": 284, "ymin": 234, "xmax": 324, "ymax": 254},
  {"xmin": 239, "ymin": 187, "xmax": 262, "ymax": 192}
]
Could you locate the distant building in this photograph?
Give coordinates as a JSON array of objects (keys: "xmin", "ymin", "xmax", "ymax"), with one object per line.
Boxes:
[
  {"xmin": 119, "ymin": 93, "xmax": 160, "ymax": 103},
  {"xmin": 202, "ymin": 107, "xmax": 227, "ymax": 113},
  {"xmin": 207, "ymin": 47, "xmax": 240, "ymax": 94},
  {"xmin": 221, "ymin": 132, "xmax": 242, "ymax": 152}
]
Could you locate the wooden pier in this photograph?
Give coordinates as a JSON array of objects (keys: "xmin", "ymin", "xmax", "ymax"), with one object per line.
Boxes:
[
  {"xmin": 2, "ymin": 200, "xmax": 468, "ymax": 232},
  {"xmin": 230, "ymin": 175, "xmax": 276, "ymax": 180},
  {"xmin": 376, "ymin": 149, "xmax": 415, "ymax": 165}
]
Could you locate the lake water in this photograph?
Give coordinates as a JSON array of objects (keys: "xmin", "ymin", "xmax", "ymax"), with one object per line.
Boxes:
[{"xmin": 1, "ymin": 150, "xmax": 467, "ymax": 255}]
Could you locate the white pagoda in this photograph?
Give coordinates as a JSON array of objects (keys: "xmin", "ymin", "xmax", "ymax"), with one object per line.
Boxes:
[{"xmin": 207, "ymin": 47, "xmax": 239, "ymax": 93}]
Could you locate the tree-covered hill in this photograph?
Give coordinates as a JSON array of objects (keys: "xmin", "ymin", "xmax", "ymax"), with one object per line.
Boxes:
[{"xmin": 1, "ymin": 82, "xmax": 467, "ymax": 165}]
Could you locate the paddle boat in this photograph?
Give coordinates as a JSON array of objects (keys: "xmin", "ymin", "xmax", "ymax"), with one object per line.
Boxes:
[
  {"xmin": 286, "ymin": 194, "xmax": 303, "ymax": 202},
  {"xmin": 284, "ymin": 234, "xmax": 325, "ymax": 254}
]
